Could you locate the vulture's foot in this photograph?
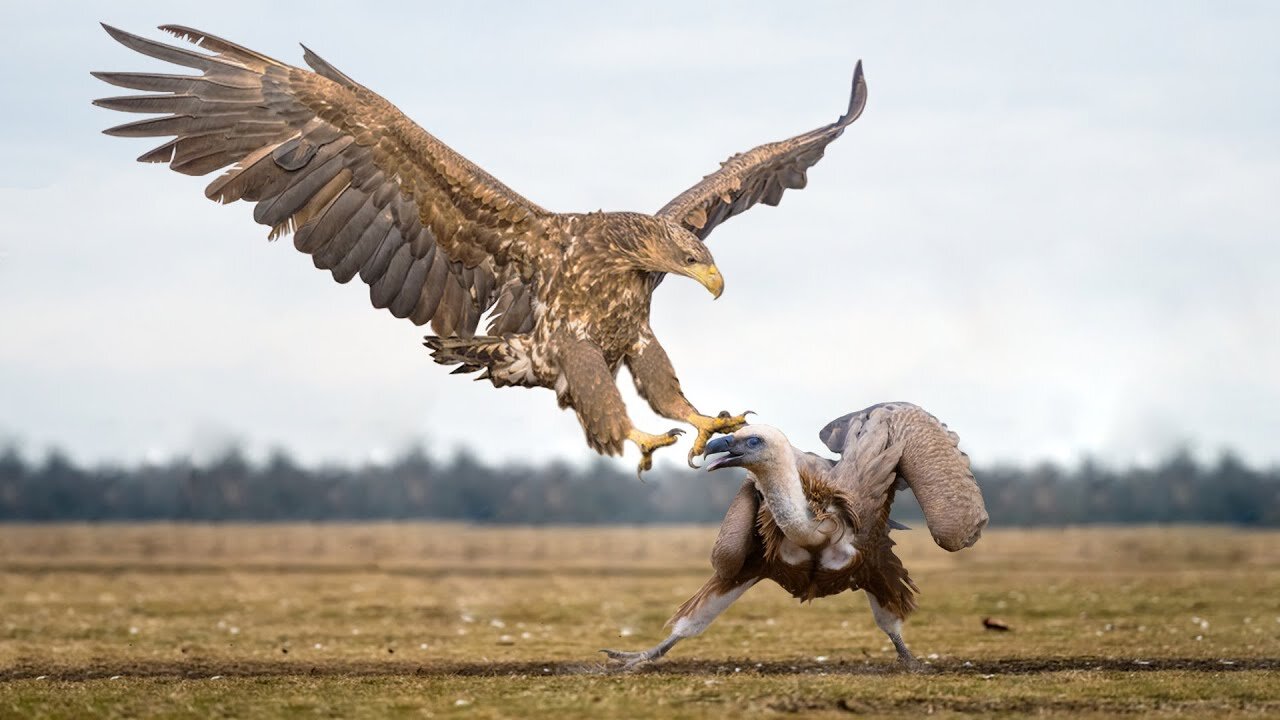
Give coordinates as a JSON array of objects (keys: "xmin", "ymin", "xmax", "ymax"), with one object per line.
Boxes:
[
  {"xmin": 892, "ymin": 642, "xmax": 929, "ymax": 672},
  {"xmin": 629, "ymin": 428, "xmax": 684, "ymax": 476},
  {"xmin": 600, "ymin": 646, "xmax": 667, "ymax": 671},
  {"xmin": 898, "ymin": 655, "xmax": 932, "ymax": 673},
  {"xmin": 686, "ymin": 410, "xmax": 753, "ymax": 467}
]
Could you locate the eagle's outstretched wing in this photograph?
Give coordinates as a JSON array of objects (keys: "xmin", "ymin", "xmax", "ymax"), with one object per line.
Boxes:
[
  {"xmin": 821, "ymin": 402, "xmax": 987, "ymax": 552},
  {"xmin": 656, "ymin": 61, "xmax": 867, "ymax": 240},
  {"xmin": 94, "ymin": 24, "xmax": 552, "ymax": 337}
]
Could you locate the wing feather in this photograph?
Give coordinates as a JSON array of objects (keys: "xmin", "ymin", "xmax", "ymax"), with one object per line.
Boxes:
[
  {"xmin": 372, "ymin": 243, "xmax": 415, "ymax": 310},
  {"xmin": 709, "ymin": 480, "xmax": 762, "ymax": 580},
  {"xmin": 324, "ymin": 206, "xmax": 391, "ymax": 281},
  {"xmin": 95, "ymin": 24, "xmax": 552, "ymax": 336},
  {"xmin": 823, "ymin": 402, "xmax": 987, "ymax": 552},
  {"xmin": 253, "ymin": 138, "xmax": 352, "ymax": 226},
  {"xmin": 411, "ymin": 249, "xmax": 450, "ymax": 325},
  {"xmin": 391, "ymin": 256, "xmax": 433, "ymax": 318},
  {"xmin": 297, "ymin": 185, "xmax": 363, "ymax": 252},
  {"xmin": 657, "ymin": 62, "xmax": 866, "ymax": 240},
  {"xmin": 359, "ymin": 223, "xmax": 407, "ymax": 283},
  {"xmin": 486, "ymin": 279, "xmax": 537, "ymax": 336},
  {"xmin": 92, "ymin": 71, "xmax": 261, "ymax": 99}
]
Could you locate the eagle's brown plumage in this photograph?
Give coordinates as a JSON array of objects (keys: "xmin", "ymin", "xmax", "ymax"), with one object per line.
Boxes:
[
  {"xmin": 604, "ymin": 403, "xmax": 987, "ymax": 670},
  {"xmin": 93, "ymin": 24, "xmax": 867, "ymax": 470}
]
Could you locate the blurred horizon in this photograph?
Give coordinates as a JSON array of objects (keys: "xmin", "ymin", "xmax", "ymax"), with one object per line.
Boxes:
[
  {"xmin": 0, "ymin": 430, "xmax": 1276, "ymax": 475},
  {"xmin": 2, "ymin": 436, "xmax": 1277, "ymax": 526},
  {"xmin": 1, "ymin": 2, "xmax": 1277, "ymax": 472}
]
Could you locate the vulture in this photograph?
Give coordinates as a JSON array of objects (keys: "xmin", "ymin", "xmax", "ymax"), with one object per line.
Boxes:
[
  {"xmin": 92, "ymin": 24, "xmax": 868, "ymax": 472},
  {"xmin": 602, "ymin": 402, "xmax": 988, "ymax": 669}
]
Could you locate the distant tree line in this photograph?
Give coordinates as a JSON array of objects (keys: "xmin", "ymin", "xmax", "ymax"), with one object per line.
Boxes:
[{"xmin": 0, "ymin": 444, "xmax": 1277, "ymax": 525}]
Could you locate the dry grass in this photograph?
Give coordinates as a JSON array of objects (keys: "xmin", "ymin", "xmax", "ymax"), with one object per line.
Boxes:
[{"xmin": 1, "ymin": 524, "xmax": 1279, "ymax": 718}]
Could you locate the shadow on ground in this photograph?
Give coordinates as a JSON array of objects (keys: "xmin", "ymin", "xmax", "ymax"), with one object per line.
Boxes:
[{"xmin": 3, "ymin": 657, "xmax": 1276, "ymax": 682}]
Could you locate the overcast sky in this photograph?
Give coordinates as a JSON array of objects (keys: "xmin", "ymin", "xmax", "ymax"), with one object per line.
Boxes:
[{"xmin": 1, "ymin": 1, "xmax": 1276, "ymax": 470}]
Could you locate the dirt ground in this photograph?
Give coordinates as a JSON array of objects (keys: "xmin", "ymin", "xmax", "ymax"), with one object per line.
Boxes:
[{"xmin": 2, "ymin": 524, "xmax": 1278, "ymax": 718}]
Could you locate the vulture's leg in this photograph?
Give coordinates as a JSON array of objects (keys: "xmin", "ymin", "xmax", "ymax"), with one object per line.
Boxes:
[
  {"xmin": 866, "ymin": 593, "xmax": 921, "ymax": 669},
  {"xmin": 601, "ymin": 577, "xmax": 758, "ymax": 671},
  {"xmin": 624, "ymin": 331, "xmax": 750, "ymax": 466},
  {"xmin": 559, "ymin": 337, "xmax": 681, "ymax": 474}
]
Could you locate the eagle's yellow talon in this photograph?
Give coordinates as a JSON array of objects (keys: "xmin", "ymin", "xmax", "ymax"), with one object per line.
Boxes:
[
  {"xmin": 629, "ymin": 428, "xmax": 683, "ymax": 476},
  {"xmin": 686, "ymin": 410, "xmax": 753, "ymax": 467}
]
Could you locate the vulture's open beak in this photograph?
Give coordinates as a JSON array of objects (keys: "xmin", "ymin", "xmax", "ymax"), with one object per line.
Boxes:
[
  {"xmin": 688, "ymin": 263, "xmax": 724, "ymax": 299},
  {"xmin": 702, "ymin": 435, "xmax": 743, "ymax": 471}
]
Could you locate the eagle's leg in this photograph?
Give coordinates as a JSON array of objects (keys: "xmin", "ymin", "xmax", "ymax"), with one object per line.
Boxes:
[
  {"xmin": 624, "ymin": 331, "xmax": 751, "ymax": 467},
  {"xmin": 685, "ymin": 410, "xmax": 752, "ymax": 466},
  {"xmin": 559, "ymin": 337, "xmax": 682, "ymax": 475},
  {"xmin": 629, "ymin": 428, "xmax": 684, "ymax": 475},
  {"xmin": 601, "ymin": 576, "xmax": 757, "ymax": 671}
]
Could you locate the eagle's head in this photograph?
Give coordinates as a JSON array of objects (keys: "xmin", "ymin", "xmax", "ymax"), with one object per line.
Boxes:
[
  {"xmin": 648, "ymin": 219, "xmax": 723, "ymax": 298},
  {"xmin": 702, "ymin": 425, "xmax": 793, "ymax": 472}
]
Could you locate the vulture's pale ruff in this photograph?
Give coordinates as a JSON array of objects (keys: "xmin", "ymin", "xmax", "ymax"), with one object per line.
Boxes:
[
  {"xmin": 602, "ymin": 402, "xmax": 988, "ymax": 669},
  {"xmin": 93, "ymin": 24, "xmax": 868, "ymax": 472}
]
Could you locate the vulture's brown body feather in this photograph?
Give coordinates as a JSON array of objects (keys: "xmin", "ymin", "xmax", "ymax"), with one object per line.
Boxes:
[{"xmin": 94, "ymin": 24, "xmax": 867, "ymax": 468}]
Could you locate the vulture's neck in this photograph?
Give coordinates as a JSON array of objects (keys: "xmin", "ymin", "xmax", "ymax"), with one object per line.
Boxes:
[{"xmin": 753, "ymin": 451, "xmax": 827, "ymax": 548}]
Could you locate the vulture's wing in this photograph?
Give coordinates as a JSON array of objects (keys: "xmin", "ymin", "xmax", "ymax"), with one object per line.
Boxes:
[
  {"xmin": 94, "ymin": 25, "xmax": 553, "ymax": 337},
  {"xmin": 793, "ymin": 447, "xmax": 837, "ymax": 479},
  {"xmin": 822, "ymin": 402, "xmax": 987, "ymax": 552},
  {"xmin": 709, "ymin": 479, "xmax": 762, "ymax": 580},
  {"xmin": 656, "ymin": 62, "xmax": 866, "ymax": 240}
]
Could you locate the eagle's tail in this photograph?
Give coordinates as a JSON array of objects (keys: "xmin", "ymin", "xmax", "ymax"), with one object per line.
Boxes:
[{"xmin": 424, "ymin": 335, "xmax": 538, "ymax": 388}]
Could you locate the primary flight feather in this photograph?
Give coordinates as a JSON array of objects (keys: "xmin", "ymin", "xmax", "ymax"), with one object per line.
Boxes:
[{"xmin": 93, "ymin": 23, "xmax": 867, "ymax": 472}]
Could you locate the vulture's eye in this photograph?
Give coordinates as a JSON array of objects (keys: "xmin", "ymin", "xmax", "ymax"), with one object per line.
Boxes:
[
  {"xmin": 684, "ymin": 255, "xmax": 697, "ymax": 265},
  {"xmin": 746, "ymin": 436, "xmax": 763, "ymax": 449}
]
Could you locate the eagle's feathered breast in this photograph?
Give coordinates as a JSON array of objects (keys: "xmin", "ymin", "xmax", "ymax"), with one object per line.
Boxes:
[{"xmin": 530, "ymin": 212, "xmax": 661, "ymax": 375}]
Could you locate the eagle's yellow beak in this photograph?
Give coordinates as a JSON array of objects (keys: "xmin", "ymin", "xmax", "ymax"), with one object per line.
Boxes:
[{"xmin": 688, "ymin": 263, "xmax": 724, "ymax": 299}]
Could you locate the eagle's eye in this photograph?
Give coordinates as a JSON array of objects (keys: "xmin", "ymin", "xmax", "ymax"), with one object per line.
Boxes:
[
  {"xmin": 684, "ymin": 255, "xmax": 697, "ymax": 265},
  {"xmin": 746, "ymin": 436, "xmax": 763, "ymax": 449}
]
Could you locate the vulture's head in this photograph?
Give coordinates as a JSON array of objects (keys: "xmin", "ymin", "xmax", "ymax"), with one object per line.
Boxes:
[
  {"xmin": 648, "ymin": 220, "xmax": 723, "ymax": 298},
  {"xmin": 702, "ymin": 425, "xmax": 793, "ymax": 472}
]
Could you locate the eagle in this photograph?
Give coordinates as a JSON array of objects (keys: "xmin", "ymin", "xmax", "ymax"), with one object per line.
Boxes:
[
  {"xmin": 603, "ymin": 402, "xmax": 988, "ymax": 669},
  {"xmin": 93, "ymin": 24, "xmax": 867, "ymax": 472}
]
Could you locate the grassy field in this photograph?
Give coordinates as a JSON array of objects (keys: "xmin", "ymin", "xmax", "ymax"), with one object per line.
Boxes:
[{"xmin": 1, "ymin": 524, "xmax": 1278, "ymax": 718}]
